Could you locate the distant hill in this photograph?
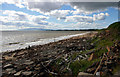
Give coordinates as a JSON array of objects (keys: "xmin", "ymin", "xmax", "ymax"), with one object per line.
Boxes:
[
  {"xmin": 19, "ymin": 28, "xmax": 100, "ymax": 31},
  {"xmin": 107, "ymin": 22, "xmax": 120, "ymax": 33},
  {"xmin": 106, "ymin": 22, "xmax": 120, "ymax": 39},
  {"xmin": 19, "ymin": 28, "xmax": 51, "ymax": 31}
]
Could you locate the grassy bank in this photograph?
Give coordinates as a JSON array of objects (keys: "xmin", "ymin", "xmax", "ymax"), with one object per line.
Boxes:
[{"xmin": 69, "ymin": 22, "xmax": 120, "ymax": 76}]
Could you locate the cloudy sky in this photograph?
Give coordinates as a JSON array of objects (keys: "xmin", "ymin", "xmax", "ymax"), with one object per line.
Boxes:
[{"xmin": 0, "ymin": 0, "xmax": 119, "ymax": 30}]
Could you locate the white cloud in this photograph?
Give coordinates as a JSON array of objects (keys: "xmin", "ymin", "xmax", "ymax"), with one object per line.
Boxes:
[
  {"xmin": 93, "ymin": 13, "xmax": 109, "ymax": 21},
  {"xmin": 2, "ymin": 10, "xmax": 29, "ymax": 21},
  {"xmin": 63, "ymin": 22, "xmax": 104, "ymax": 29},
  {"xmin": 69, "ymin": 2, "xmax": 118, "ymax": 13},
  {"xmin": 24, "ymin": 2, "xmax": 117, "ymax": 21},
  {"xmin": 44, "ymin": 22, "xmax": 63, "ymax": 29},
  {"xmin": 105, "ymin": 13, "xmax": 109, "ymax": 16},
  {"xmin": 45, "ymin": 21, "xmax": 104, "ymax": 30},
  {"xmin": 2, "ymin": 10, "xmax": 49, "ymax": 23},
  {"xmin": 24, "ymin": 2, "xmax": 118, "ymax": 17},
  {"xmin": 71, "ymin": 8, "xmax": 102, "ymax": 15},
  {"xmin": 1, "ymin": 20, "xmax": 46, "ymax": 30},
  {"xmin": 0, "ymin": 1, "xmax": 117, "ymax": 30},
  {"xmin": 30, "ymin": 15, "xmax": 49, "ymax": 24},
  {"xmin": 1, "ymin": 25, "xmax": 18, "ymax": 31},
  {"xmin": 0, "ymin": 11, "xmax": 110, "ymax": 30},
  {"xmin": 1, "ymin": 1, "xmax": 118, "ymax": 17},
  {"xmin": 65, "ymin": 12, "xmax": 109, "ymax": 23},
  {"xmin": 1, "ymin": 10, "xmax": 49, "ymax": 30},
  {"xmin": 25, "ymin": 2, "xmax": 118, "ymax": 15},
  {"xmin": 65, "ymin": 15, "xmax": 93, "ymax": 23},
  {"xmin": 1, "ymin": 0, "xmax": 27, "ymax": 8},
  {"xmin": 75, "ymin": 22, "xmax": 104, "ymax": 29},
  {"xmin": 45, "ymin": 10, "xmax": 70, "ymax": 20},
  {"xmin": 27, "ymin": 2, "xmax": 63, "ymax": 12}
]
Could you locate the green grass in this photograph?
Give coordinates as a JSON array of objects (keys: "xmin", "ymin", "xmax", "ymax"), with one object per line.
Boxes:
[
  {"xmin": 71, "ymin": 52, "xmax": 81, "ymax": 60},
  {"xmin": 69, "ymin": 58, "xmax": 101, "ymax": 77},
  {"xmin": 56, "ymin": 58, "xmax": 63, "ymax": 65},
  {"xmin": 108, "ymin": 22, "xmax": 120, "ymax": 31},
  {"xmin": 69, "ymin": 60, "xmax": 82, "ymax": 76}
]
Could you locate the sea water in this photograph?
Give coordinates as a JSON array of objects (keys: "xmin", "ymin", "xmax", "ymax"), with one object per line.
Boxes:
[{"xmin": 0, "ymin": 31, "xmax": 89, "ymax": 52}]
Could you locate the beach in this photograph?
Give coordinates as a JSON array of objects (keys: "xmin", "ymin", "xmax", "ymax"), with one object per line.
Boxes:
[{"xmin": 1, "ymin": 31, "xmax": 98, "ymax": 77}]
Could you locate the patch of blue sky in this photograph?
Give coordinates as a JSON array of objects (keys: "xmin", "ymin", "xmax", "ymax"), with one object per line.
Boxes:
[
  {"xmin": 99, "ymin": 7, "xmax": 118, "ymax": 26},
  {"xmin": 106, "ymin": 7, "xmax": 118, "ymax": 21}
]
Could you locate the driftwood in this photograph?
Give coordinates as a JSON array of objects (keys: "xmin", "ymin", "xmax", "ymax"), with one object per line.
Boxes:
[
  {"xmin": 40, "ymin": 54, "xmax": 64, "ymax": 75},
  {"xmin": 4, "ymin": 53, "xmax": 16, "ymax": 60},
  {"xmin": 41, "ymin": 62, "xmax": 58, "ymax": 75},
  {"xmin": 94, "ymin": 53, "xmax": 106, "ymax": 75},
  {"xmin": 94, "ymin": 46, "xmax": 111, "ymax": 75},
  {"xmin": 106, "ymin": 46, "xmax": 110, "ymax": 55}
]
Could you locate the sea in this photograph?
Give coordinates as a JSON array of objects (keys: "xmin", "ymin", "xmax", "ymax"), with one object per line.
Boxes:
[{"xmin": 0, "ymin": 31, "xmax": 89, "ymax": 52}]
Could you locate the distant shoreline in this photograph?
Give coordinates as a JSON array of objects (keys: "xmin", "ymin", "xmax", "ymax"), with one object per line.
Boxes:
[
  {"xmin": 1, "ymin": 29, "xmax": 103, "ymax": 32},
  {"xmin": 46, "ymin": 29, "xmax": 101, "ymax": 31}
]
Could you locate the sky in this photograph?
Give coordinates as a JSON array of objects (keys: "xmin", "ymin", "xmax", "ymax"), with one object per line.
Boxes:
[{"xmin": 0, "ymin": 0, "xmax": 119, "ymax": 30}]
